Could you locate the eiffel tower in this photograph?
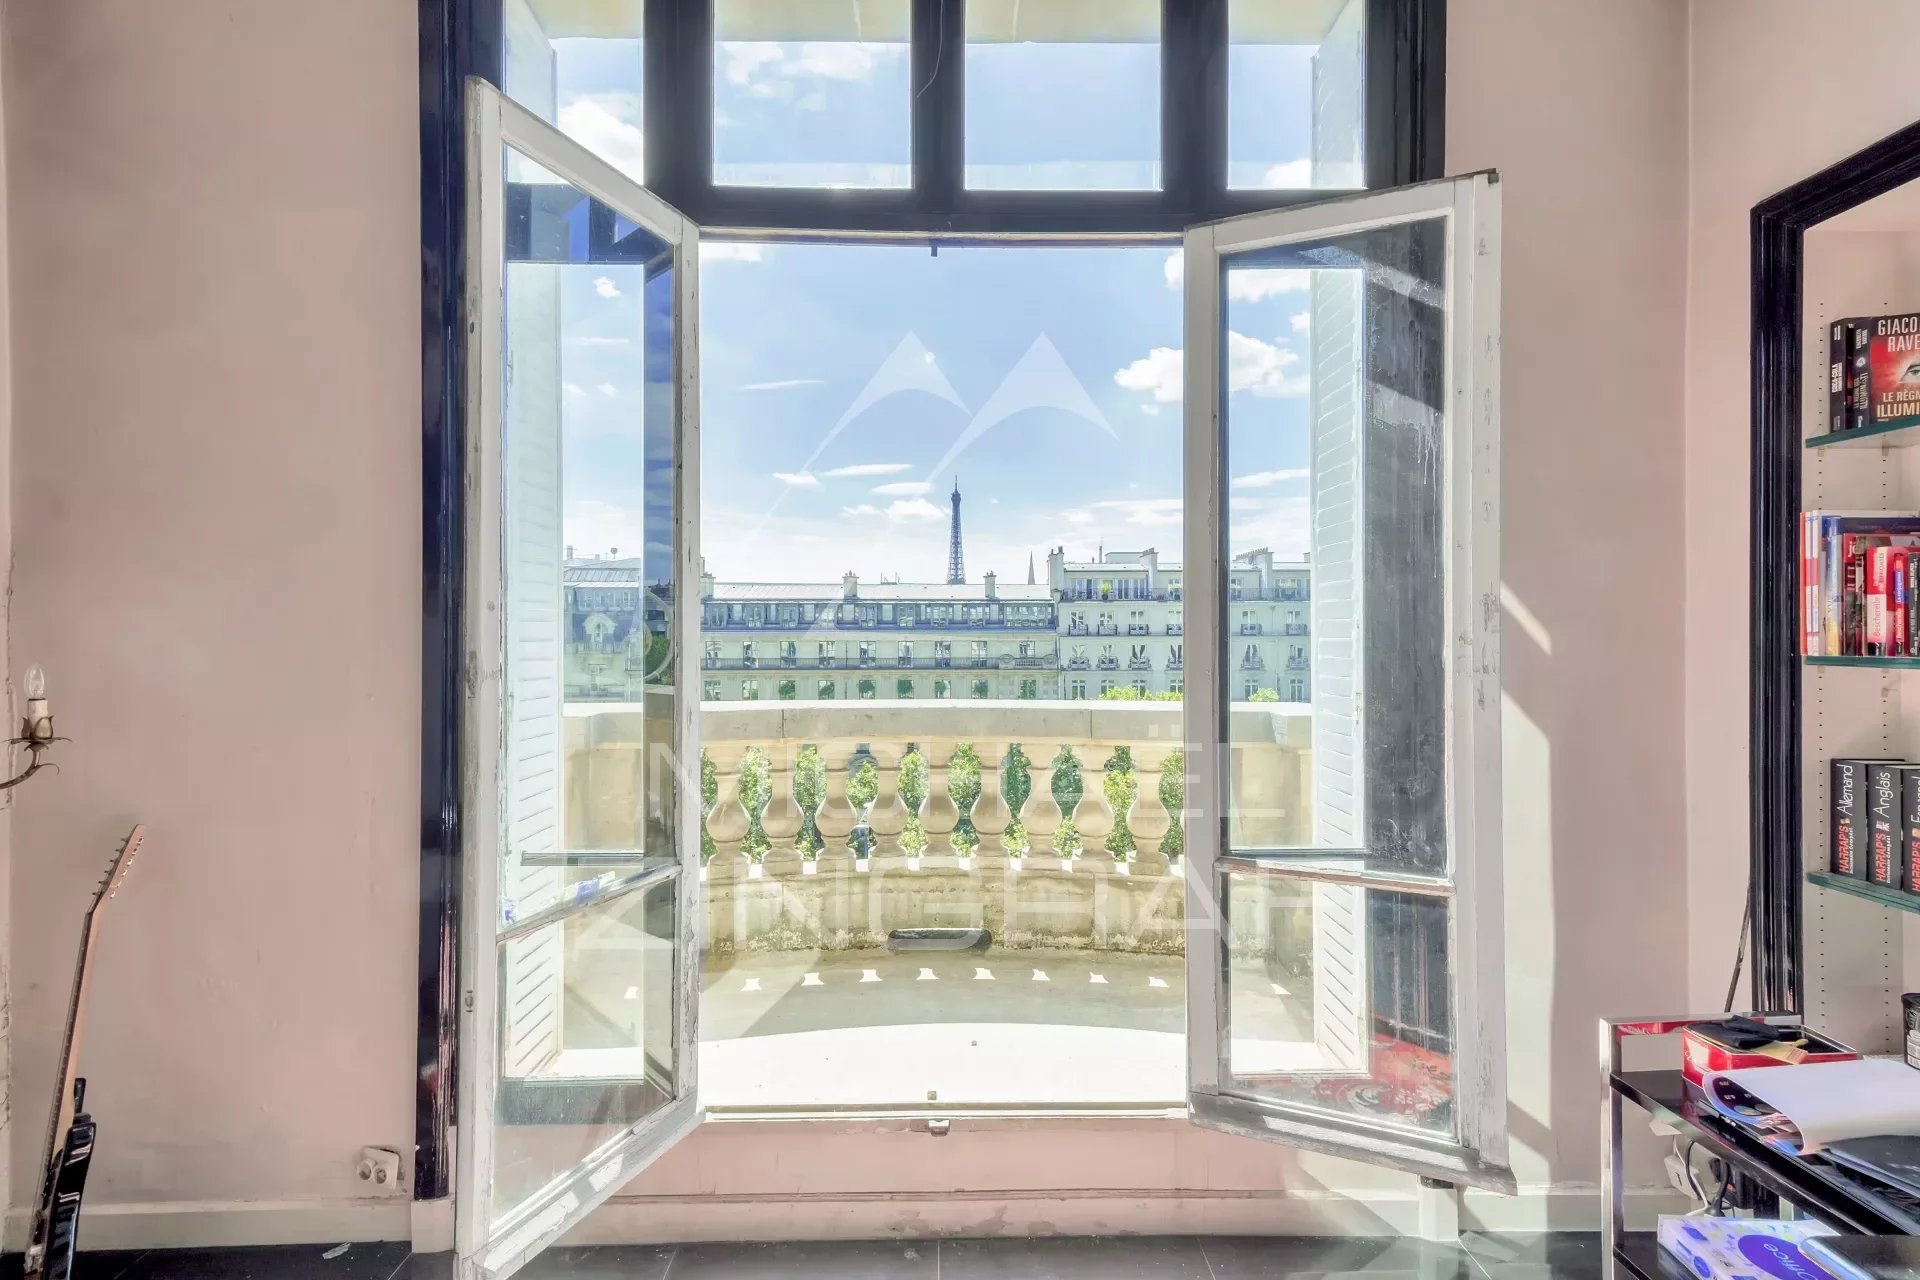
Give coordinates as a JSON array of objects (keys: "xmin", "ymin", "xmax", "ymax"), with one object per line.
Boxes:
[{"xmin": 946, "ymin": 479, "xmax": 965, "ymax": 585}]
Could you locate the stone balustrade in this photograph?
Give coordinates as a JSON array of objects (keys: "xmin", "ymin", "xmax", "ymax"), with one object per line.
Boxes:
[{"xmin": 562, "ymin": 700, "xmax": 1312, "ymax": 957}]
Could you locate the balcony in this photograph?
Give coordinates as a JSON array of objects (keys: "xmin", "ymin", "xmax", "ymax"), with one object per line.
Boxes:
[
  {"xmin": 1282, "ymin": 623, "xmax": 1308, "ymax": 636},
  {"xmin": 1126, "ymin": 624, "xmax": 1150, "ymax": 636},
  {"xmin": 818, "ymin": 657, "xmax": 838, "ymax": 668},
  {"xmin": 1095, "ymin": 656, "xmax": 1120, "ymax": 671},
  {"xmin": 1286, "ymin": 657, "xmax": 1309, "ymax": 671},
  {"xmin": 1094, "ymin": 623, "xmax": 1119, "ymax": 636},
  {"xmin": 1065, "ymin": 623, "xmax": 1089, "ymax": 636},
  {"xmin": 1238, "ymin": 624, "xmax": 1262, "ymax": 636},
  {"xmin": 563, "ymin": 699, "xmax": 1311, "ymax": 1107},
  {"xmin": 1128, "ymin": 656, "xmax": 1152, "ymax": 671},
  {"xmin": 1166, "ymin": 623, "xmax": 1182, "ymax": 636},
  {"xmin": 1241, "ymin": 657, "xmax": 1265, "ymax": 672},
  {"xmin": 1064, "ymin": 657, "xmax": 1090, "ymax": 671}
]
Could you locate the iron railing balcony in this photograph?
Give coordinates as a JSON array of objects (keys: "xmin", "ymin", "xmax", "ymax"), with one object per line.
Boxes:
[
  {"xmin": 1064, "ymin": 657, "xmax": 1091, "ymax": 671},
  {"xmin": 1241, "ymin": 658, "xmax": 1266, "ymax": 671},
  {"xmin": 1128, "ymin": 657, "xmax": 1152, "ymax": 671},
  {"xmin": 1126, "ymin": 624, "xmax": 1150, "ymax": 636},
  {"xmin": 1096, "ymin": 657, "xmax": 1121, "ymax": 671},
  {"xmin": 1094, "ymin": 623, "xmax": 1120, "ymax": 636}
]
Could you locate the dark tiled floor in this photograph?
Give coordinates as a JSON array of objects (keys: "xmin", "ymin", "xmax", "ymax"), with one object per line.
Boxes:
[{"xmin": 2, "ymin": 1233, "xmax": 1602, "ymax": 1279}]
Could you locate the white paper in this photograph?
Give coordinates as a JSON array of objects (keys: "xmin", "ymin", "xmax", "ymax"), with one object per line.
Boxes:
[{"xmin": 1711, "ymin": 1059, "xmax": 1920, "ymax": 1153}]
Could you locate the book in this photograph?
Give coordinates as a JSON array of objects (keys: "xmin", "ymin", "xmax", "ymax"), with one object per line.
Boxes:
[
  {"xmin": 1869, "ymin": 762, "xmax": 1910, "ymax": 888},
  {"xmin": 1702, "ymin": 1059, "xmax": 1920, "ymax": 1155},
  {"xmin": 1865, "ymin": 312, "xmax": 1920, "ymax": 430},
  {"xmin": 1832, "ymin": 757, "xmax": 1890, "ymax": 878},
  {"xmin": 1658, "ymin": 1217, "xmax": 1838, "ymax": 1280},
  {"xmin": 1814, "ymin": 516, "xmax": 1920, "ymax": 653},
  {"xmin": 1895, "ymin": 549, "xmax": 1912, "ymax": 656},
  {"xmin": 1905, "ymin": 767, "xmax": 1920, "ymax": 894},
  {"xmin": 1852, "ymin": 319, "xmax": 1874, "ymax": 431},
  {"xmin": 1868, "ymin": 546, "xmax": 1893, "ymax": 654},
  {"xmin": 1831, "ymin": 319, "xmax": 1854, "ymax": 433}
]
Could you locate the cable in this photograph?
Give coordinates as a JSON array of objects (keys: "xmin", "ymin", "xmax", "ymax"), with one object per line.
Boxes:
[
  {"xmin": 1724, "ymin": 889, "xmax": 1752, "ymax": 1013},
  {"xmin": 913, "ymin": 0, "xmax": 946, "ymax": 100}
]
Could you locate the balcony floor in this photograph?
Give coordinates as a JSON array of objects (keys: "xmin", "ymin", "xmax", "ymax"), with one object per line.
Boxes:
[{"xmin": 699, "ymin": 949, "xmax": 1318, "ymax": 1110}]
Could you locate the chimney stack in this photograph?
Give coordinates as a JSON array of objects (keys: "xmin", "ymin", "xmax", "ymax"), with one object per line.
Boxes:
[
  {"xmin": 843, "ymin": 570, "xmax": 859, "ymax": 600},
  {"xmin": 984, "ymin": 571, "xmax": 998, "ymax": 599}
]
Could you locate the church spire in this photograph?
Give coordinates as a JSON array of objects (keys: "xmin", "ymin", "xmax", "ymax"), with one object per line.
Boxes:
[
  {"xmin": 946, "ymin": 479, "xmax": 966, "ymax": 585},
  {"xmin": 1028, "ymin": 551, "xmax": 1035, "ymax": 585}
]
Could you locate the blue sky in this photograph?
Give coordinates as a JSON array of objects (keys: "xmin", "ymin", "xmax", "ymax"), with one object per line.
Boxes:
[{"xmin": 543, "ymin": 33, "xmax": 1324, "ymax": 584}]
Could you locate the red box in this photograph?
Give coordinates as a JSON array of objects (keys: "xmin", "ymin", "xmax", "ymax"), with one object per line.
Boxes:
[{"xmin": 1680, "ymin": 1024, "xmax": 1858, "ymax": 1087}]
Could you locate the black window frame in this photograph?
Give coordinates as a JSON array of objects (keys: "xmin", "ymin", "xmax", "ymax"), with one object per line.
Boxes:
[{"xmin": 415, "ymin": 0, "xmax": 1446, "ymax": 1199}]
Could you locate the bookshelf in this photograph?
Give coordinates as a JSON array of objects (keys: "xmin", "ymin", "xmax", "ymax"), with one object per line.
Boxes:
[
  {"xmin": 1795, "ymin": 177, "xmax": 1920, "ymax": 1053},
  {"xmin": 1808, "ymin": 870, "xmax": 1920, "ymax": 914},
  {"xmin": 1804, "ymin": 655, "xmax": 1920, "ymax": 669},
  {"xmin": 1806, "ymin": 418, "xmax": 1920, "ymax": 451}
]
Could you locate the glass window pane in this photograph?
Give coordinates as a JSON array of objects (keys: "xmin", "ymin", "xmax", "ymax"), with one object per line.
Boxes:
[
  {"xmin": 1221, "ymin": 213, "xmax": 1448, "ymax": 873},
  {"xmin": 713, "ymin": 0, "xmax": 911, "ymax": 189},
  {"xmin": 965, "ymin": 0, "xmax": 1161, "ymax": 191},
  {"xmin": 492, "ymin": 139, "xmax": 687, "ymax": 1224},
  {"xmin": 505, "ymin": 0, "xmax": 647, "ymax": 185},
  {"xmin": 1228, "ymin": 0, "xmax": 1366, "ymax": 191},
  {"xmin": 1221, "ymin": 864, "xmax": 1452, "ymax": 1138},
  {"xmin": 492, "ymin": 877, "xmax": 680, "ymax": 1220}
]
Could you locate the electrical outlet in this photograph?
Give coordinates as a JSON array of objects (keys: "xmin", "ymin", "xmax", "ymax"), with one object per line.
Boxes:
[
  {"xmin": 1664, "ymin": 1152, "xmax": 1696, "ymax": 1199},
  {"xmin": 356, "ymin": 1146, "xmax": 403, "ymax": 1190}
]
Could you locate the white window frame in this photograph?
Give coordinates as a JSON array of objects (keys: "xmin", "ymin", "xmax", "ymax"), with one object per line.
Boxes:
[
  {"xmin": 456, "ymin": 79, "xmax": 706, "ymax": 1280},
  {"xmin": 1179, "ymin": 173, "xmax": 1508, "ymax": 1191}
]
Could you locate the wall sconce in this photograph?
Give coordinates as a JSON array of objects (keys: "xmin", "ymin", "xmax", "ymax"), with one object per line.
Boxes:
[{"xmin": 3, "ymin": 664, "xmax": 58, "ymax": 790}]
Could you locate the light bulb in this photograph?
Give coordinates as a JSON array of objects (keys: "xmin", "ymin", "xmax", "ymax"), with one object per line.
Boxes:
[{"xmin": 24, "ymin": 664, "xmax": 44, "ymax": 702}]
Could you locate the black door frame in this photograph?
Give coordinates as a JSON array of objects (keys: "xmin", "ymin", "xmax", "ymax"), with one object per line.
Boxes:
[
  {"xmin": 414, "ymin": 0, "xmax": 1447, "ymax": 1199},
  {"xmin": 1750, "ymin": 117, "xmax": 1920, "ymax": 1013}
]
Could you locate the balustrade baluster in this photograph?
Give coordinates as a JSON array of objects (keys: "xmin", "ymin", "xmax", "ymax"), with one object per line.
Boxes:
[
  {"xmin": 1071, "ymin": 748, "xmax": 1115, "ymax": 874},
  {"xmin": 704, "ymin": 743, "xmax": 752, "ymax": 883},
  {"xmin": 1019, "ymin": 750, "xmax": 1063, "ymax": 863},
  {"xmin": 970, "ymin": 741, "xmax": 1012, "ymax": 871},
  {"xmin": 759, "ymin": 743, "xmax": 805, "ymax": 878},
  {"xmin": 865, "ymin": 739, "xmax": 911, "ymax": 871},
  {"xmin": 1128, "ymin": 745, "xmax": 1174, "ymax": 877},
  {"xmin": 918, "ymin": 740, "xmax": 961, "ymax": 869}
]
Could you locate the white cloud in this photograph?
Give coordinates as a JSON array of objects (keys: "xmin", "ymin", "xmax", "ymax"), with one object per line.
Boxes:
[
  {"xmin": 1228, "ymin": 331, "xmax": 1308, "ymax": 397},
  {"xmin": 1263, "ymin": 158, "xmax": 1312, "ymax": 188},
  {"xmin": 886, "ymin": 497, "xmax": 944, "ymax": 523},
  {"xmin": 593, "ymin": 276, "xmax": 621, "ymax": 299},
  {"xmin": 773, "ymin": 471, "xmax": 820, "ymax": 487},
  {"xmin": 1140, "ymin": 403, "xmax": 1162, "ymax": 417},
  {"xmin": 1231, "ymin": 468, "xmax": 1310, "ymax": 489},
  {"xmin": 741, "ymin": 378, "xmax": 825, "ymax": 391},
  {"xmin": 1229, "ymin": 270, "xmax": 1310, "ymax": 301},
  {"xmin": 791, "ymin": 41, "xmax": 899, "ymax": 80},
  {"xmin": 872, "ymin": 481, "xmax": 932, "ymax": 496},
  {"xmin": 596, "ymin": 383, "xmax": 618, "ymax": 397},
  {"xmin": 721, "ymin": 44, "xmax": 785, "ymax": 86},
  {"xmin": 1061, "ymin": 497, "xmax": 1185, "ymax": 528},
  {"xmin": 556, "ymin": 93, "xmax": 645, "ymax": 183},
  {"xmin": 1113, "ymin": 333, "xmax": 1307, "ymax": 405},
  {"xmin": 570, "ymin": 335, "xmax": 630, "ymax": 347},
  {"xmin": 796, "ymin": 91, "xmax": 827, "ymax": 112},
  {"xmin": 563, "ymin": 382, "xmax": 586, "ymax": 398},
  {"xmin": 819, "ymin": 462, "xmax": 911, "ymax": 478},
  {"xmin": 840, "ymin": 503, "xmax": 883, "ymax": 517},
  {"xmin": 701, "ymin": 241, "xmax": 765, "ymax": 263},
  {"xmin": 1163, "ymin": 247, "xmax": 1310, "ymax": 300},
  {"xmin": 1290, "ymin": 311, "xmax": 1311, "ymax": 333},
  {"xmin": 1114, "ymin": 346, "xmax": 1183, "ymax": 403}
]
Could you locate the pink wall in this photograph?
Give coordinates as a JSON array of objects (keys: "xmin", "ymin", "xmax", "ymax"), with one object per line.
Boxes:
[
  {"xmin": 1683, "ymin": 2, "xmax": 1920, "ymax": 1010},
  {"xmin": 2, "ymin": 0, "xmax": 421, "ymax": 1239}
]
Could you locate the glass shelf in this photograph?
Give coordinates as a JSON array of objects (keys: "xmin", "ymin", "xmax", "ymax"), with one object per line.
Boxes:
[
  {"xmin": 1807, "ymin": 419, "xmax": 1920, "ymax": 449},
  {"xmin": 1809, "ymin": 870, "xmax": 1920, "ymax": 913},
  {"xmin": 1804, "ymin": 654, "xmax": 1920, "ymax": 668}
]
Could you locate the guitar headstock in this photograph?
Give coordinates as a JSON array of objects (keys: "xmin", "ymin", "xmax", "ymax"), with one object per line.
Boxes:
[{"xmin": 92, "ymin": 826, "xmax": 145, "ymax": 908}]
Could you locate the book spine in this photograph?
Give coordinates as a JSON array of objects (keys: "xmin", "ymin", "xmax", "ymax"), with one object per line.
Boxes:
[
  {"xmin": 1825, "ymin": 517, "xmax": 1845, "ymax": 654},
  {"xmin": 1834, "ymin": 758, "xmax": 1868, "ymax": 877},
  {"xmin": 1802, "ymin": 512, "xmax": 1822, "ymax": 655},
  {"xmin": 1904, "ymin": 768, "xmax": 1920, "ymax": 894},
  {"xmin": 1895, "ymin": 550, "xmax": 1911, "ymax": 657},
  {"xmin": 1843, "ymin": 545, "xmax": 1858, "ymax": 660},
  {"xmin": 1832, "ymin": 320, "xmax": 1852, "ymax": 433},
  {"xmin": 1868, "ymin": 547, "xmax": 1892, "ymax": 655},
  {"xmin": 1870, "ymin": 763, "xmax": 1906, "ymax": 887},
  {"xmin": 1852, "ymin": 323, "xmax": 1873, "ymax": 431}
]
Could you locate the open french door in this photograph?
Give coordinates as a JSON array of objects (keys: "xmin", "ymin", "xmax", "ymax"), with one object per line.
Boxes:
[
  {"xmin": 455, "ymin": 79, "xmax": 704, "ymax": 1279},
  {"xmin": 1180, "ymin": 174, "xmax": 1510, "ymax": 1191}
]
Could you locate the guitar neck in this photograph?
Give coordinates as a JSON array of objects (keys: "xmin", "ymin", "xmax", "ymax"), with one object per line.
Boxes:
[{"xmin": 39, "ymin": 906, "xmax": 102, "ymax": 1195}]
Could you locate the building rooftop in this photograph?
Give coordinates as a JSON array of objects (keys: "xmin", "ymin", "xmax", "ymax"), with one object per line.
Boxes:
[{"xmin": 710, "ymin": 581, "xmax": 1052, "ymax": 603}]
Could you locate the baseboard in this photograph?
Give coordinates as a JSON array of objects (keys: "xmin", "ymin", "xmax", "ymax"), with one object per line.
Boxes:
[
  {"xmin": 3, "ymin": 1197, "xmax": 412, "ymax": 1252},
  {"xmin": 0, "ymin": 1186, "xmax": 1688, "ymax": 1252},
  {"xmin": 560, "ymin": 1185, "xmax": 1689, "ymax": 1245}
]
